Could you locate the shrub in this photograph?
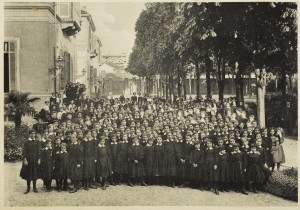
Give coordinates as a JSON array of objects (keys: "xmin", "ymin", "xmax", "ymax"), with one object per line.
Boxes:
[
  {"xmin": 264, "ymin": 168, "xmax": 298, "ymax": 202},
  {"xmin": 4, "ymin": 123, "xmax": 31, "ymax": 161}
]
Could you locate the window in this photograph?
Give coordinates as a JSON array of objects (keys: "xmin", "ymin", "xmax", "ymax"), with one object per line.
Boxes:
[
  {"xmin": 4, "ymin": 41, "xmax": 17, "ymax": 93},
  {"xmin": 58, "ymin": 3, "xmax": 71, "ymax": 18}
]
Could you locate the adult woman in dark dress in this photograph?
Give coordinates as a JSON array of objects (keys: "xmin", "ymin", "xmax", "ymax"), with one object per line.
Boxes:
[{"xmin": 20, "ymin": 130, "xmax": 42, "ymax": 194}]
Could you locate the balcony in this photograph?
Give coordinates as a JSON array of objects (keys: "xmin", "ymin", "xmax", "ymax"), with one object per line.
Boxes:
[{"xmin": 58, "ymin": 2, "xmax": 81, "ymax": 36}]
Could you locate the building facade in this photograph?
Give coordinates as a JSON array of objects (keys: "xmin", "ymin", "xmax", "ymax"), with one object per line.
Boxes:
[
  {"xmin": 4, "ymin": 2, "xmax": 81, "ymax": 101},
  {"xmin": 75, "ymin": 8, "xmax": 102, "ymax": 97}
]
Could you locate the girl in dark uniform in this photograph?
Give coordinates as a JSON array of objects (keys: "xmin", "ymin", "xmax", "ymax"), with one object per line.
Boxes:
[
  {"xmin": 115, "ymin": 134, "xmax": 129, "ymax": 185},
  {"xmin": 189, "ymin": 141, "xmax": 205, "ymax": 190},
  {"xmin": 153, "ymin": 135, "xmax": 164, "ymax": 185},
  {"xmin": 217, "ymin": 145, "xmax": 230, "ymax": 192},
  {"xmin": 81, "ymin": 130, "xmax": 97, "ymax": 190},
  {"xmin": 95, "ymin": 136, "xmax": 112, "ymax": 190},
  {"xmin": 127, "ymin": 136, "xmax": 147, "ymax": 186},
  {"xmin": 246, "ymin": 144, "xmax": 266, "ymax": 193},
  {"xmin": 204, "ymin": 140, "xmax": 219, "ymax": 195},
  {"xmin": 229, "ymin": 143, "xmax": 248, "ymax": 195},
  {"xmin": 41, "ymin": 141, "xmax": 53, "ymax": 192},
  {"xmin": 20, "ymin": 130, "xmax": 41, "ymax": 194},
  {"xmin": 68, "ymin": 134, "xmax": 83, "ymax": 193},
  {"xmin": 144, "ymin": 138, "xmax": 154, "ymax": 185},
  {"xmin": 109, "ymin": 134, "xmax": 118, "ymax": 186},
  {"xmin": 163, "ymin": 133, "xmax": 177, "ymax": 187}
]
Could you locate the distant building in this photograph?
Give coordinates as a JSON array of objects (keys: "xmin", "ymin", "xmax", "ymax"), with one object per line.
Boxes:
[
  {"xmin": 102, "ymin": 53, "xmax": 128, "ymax": 69},
  {"xmin": 98, "ymin": 61, "xmax": 140, "ymax": 96},
  {"xmin": 4, "ymin": 2, "xmax": 81, "ymax": 99}
]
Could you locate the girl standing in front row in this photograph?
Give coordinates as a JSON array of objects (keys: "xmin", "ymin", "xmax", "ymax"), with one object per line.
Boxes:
[
  {"xmin": 20, "ymin": 130, "xmax": 41, "ymax": 194},
  {"xmin": 68, "ymin": 134, "xmax": 83, "ymax": 193},
  {"xmin": 96, "ymin": 136, "xmax": 112, "ymax": 190},
  {"xmin": 41, "ymin": 141, "xmax": 53, "ymax": 192}
]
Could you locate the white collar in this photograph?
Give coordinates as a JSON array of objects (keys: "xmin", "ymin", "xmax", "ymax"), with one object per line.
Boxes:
[
  {"xmin": 98, "ymin": 144, "xmax": 105, "ymax": 147},
  {"xmin": 248, "ymin": 151, "xmax": 260, "ymax": 154},
  {"xmin": 232, "ymin": 150, "xmax": 241, "ymax": 154},
  {"xmin": 111, "ymin": 142, "xmax": 118, "ymax": 145},
  {"xmin": 186, "ymin": 142, "xmax": 193, "ymax": 145},
  {"xmin": 121, "ymin": 141, "xmax": 128, "ymax": 143},
  {"xmin": 195, "ymin": 148, "xmax": 201, "ymax": 151},
  {"xmin": 133, "ymin": 143, "xmax": 140, "ymax": 146},
  {"xmin": 28, "ymin": 138, "xmax": 34, "ymax": 141},
  {"xmin": 44, "ymin": 147, "xmax": 52, "ymax": 150},
  {"xmin": 156, "ymin": 143, "xmax": 162, "ymax": 146},
  {"xmin": 206, "ymin": 147, "xmax": 213, "ymax": 150},
  {"xmin": 176, "ymin": 140, "xmax": 183, "ymax": 143},
  {"xmin": 71, "ymin": 142, "xmax": 78, "ymax": 145},
  {"xmin": 146, "ymin": 144, "xmax": 152, "ymax": 147},
  {"xmin": 60, "ymin": 150, "xmax": 67, "ymax": 153}
]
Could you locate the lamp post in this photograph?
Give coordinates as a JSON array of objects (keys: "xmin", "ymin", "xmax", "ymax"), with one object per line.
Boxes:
[{"xmin": 255, "ymin": 67, "xmax": 273, "ymax": 128}]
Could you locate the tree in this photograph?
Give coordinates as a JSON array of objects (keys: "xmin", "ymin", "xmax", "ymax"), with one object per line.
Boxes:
[{"xmin": 5, "ymin": 91, "xmax": 40, "ymax": 129}]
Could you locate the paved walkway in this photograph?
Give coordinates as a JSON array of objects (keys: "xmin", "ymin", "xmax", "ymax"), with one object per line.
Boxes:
[{"xmin": 4, "ymin": 161, "xmax": 297, "ymax": 207}]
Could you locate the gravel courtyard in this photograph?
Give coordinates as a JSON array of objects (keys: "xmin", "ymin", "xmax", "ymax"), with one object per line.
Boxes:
[{"xmin": 4, "ymin": 136, "xmax": 298, "ymax": 207}]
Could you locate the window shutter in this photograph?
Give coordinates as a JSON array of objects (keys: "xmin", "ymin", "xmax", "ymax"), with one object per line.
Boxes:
[{"xmin": 9, "ymin": 41, "xmax": 16, "ymax": 91}]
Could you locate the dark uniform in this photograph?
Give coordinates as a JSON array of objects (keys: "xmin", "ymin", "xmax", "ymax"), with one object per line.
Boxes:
[{"xmin": 41, "ymin": 147, "xmax": 53, "ymax": 191}]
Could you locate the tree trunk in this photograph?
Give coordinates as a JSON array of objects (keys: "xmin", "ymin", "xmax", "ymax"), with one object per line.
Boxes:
[
  {"xmin": 177, "ymin": 64, "xmax": 181, "ymax": 97},
  {"xmin": 165, "ymin": 76, "xmax": 169, "ymax": 100},
  {"xmin": 183, "ymin": 76, "xmax": 187, "ymax": 100},
  {"xmin": 219, "ymin": 53, "xmax": 226, "ymax": 102},
  {"xmin": 170, "ymin": 74, "xmax": 174, "ymax": 102},
  {"xmin": 195, "ymin": 60, "xmax": 200, "ymax": 100},
  {"xmin": 240, "ymin": 77, "xmax": 244, "ymax": 106},
  {"xmin": 14, "ymin": 111, "xmax": 22, "ymax": 129},
  {"xmin": 217, "ymin": 51, "xmax": 222, "ymax": 101},
  {"xmin": 235, "ymin": 69, "xmax": 242, "ymax": 105},
  {"xmin": 281, "ymin": 67, "xmax": 286, "ymax": 105},
  {"xmin": 205, "ymin": 53, "xmax": 212, "ymax": 100}
]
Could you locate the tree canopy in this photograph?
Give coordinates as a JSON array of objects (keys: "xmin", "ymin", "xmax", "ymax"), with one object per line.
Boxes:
[{"xmin": 127, "ymin": 2, "xmax": 297, "ymax": 101}]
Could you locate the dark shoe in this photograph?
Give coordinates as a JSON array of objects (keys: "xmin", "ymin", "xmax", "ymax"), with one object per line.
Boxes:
[
  {"xmin": 128, "ymin": 181, "xmax": 134, "ymax": 187},
  {"xmin": 179, "ymin": 183, "xmax": 186, "ymax": 188},
  {"xmin": 253, "ymin": 188, "xmax": 258, "ymax": 193},
  {"xmin": 69, "ymin": 188, "xmax": 77, "ymax": 193},
  {"xmin": 172, "ymin": 182, "xmax": 175, "ymax": 188},
  {"xmin": 224, "ymin": 188, "xmax": 229, "ymax": 192},
  {"xmin": 141, "ymin": 181, "xmax": 148, "ymax": 186},
  {"xmin": 220, "ymin": 188, "xmax": 224, "ymax": 192},
  {"xmin": 90, "ymin": 185, "xmax": 97, "ymax": 189},
  {"xmin": 24, "ymin": 188, "xmax": 30, "ymax": 194},
  {"xmin": 84, "ymin": 186, "xmax": 89, "ymax": 191},
  {"xmin": 215, "ymin": 189, "xmax": 219, "ymax": 195},
  {"xmin": 102, "ymin": 183, "xmax": 107, "ymax": 190},
  {"xmin": 241, "ymin": 189, "xmax": 248, "ymax": 195},
  {"xmin": 33, "ymin": 188, "xmax": 38, "ymax": 193}
]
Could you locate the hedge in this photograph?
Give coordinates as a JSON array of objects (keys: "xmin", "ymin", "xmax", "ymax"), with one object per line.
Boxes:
[
  {"xmin": 264, "ymin": 167, "xmax": 298, "ymax": 202},
  {"xmin": 4, "ymin": 123, "xmax": 31, "ymax": 161}
]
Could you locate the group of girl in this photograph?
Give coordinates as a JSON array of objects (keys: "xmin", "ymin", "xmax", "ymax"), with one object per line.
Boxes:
[{"xmin": 20, "ymin": 95, "xmax": 285, "ymax": 196}]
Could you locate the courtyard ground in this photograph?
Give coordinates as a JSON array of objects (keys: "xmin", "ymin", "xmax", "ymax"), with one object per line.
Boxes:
[{"xmin": 4, "ymin": 137, "xmax": 297, "ymax": 207}]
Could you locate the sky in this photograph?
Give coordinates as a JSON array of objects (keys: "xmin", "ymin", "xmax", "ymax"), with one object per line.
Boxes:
[{"xmin": 82, "ymin": 2, "xmax": 146, "ymax": 56}]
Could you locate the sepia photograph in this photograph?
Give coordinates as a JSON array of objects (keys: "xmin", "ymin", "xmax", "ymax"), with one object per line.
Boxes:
[{"xmin": 3, "ymin": 1, "xmax": 298, "ymax": 207}]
